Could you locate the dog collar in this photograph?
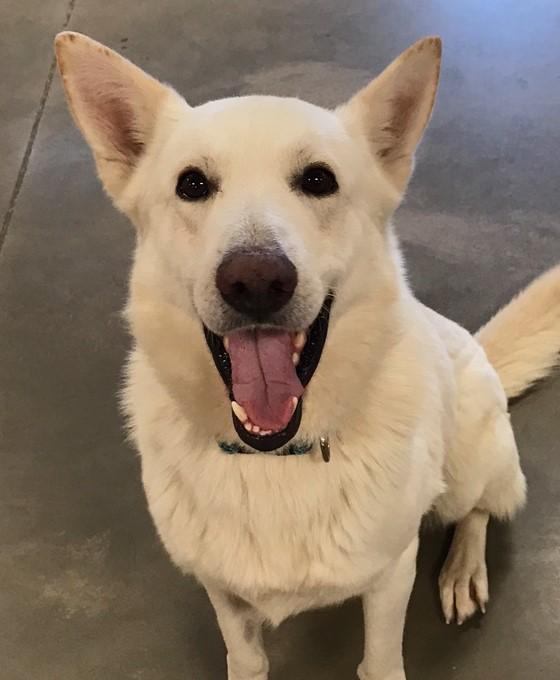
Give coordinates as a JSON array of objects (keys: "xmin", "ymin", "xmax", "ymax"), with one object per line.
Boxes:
[{"xmin": 218, "ymin": 436, "xmax": 331, "ymax": 462}]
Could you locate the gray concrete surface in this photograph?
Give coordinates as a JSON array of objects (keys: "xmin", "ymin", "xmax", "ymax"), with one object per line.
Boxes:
[
  {"xmin": 1, "ymin": 1, "xmax": 559, "ymax": 678},
  {"xmin": 0, "ymin": 0, "xmax": 72, "ymax": 224}
]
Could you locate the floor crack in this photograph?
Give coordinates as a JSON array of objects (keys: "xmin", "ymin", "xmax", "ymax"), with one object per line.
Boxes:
[{"xmin": 0, "ymin": 0, "xmax": 77, "ymax": 255}]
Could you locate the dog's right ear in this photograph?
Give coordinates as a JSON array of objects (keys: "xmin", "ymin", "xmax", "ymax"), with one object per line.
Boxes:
[{"xmin": 55, "ymin": 32, "xmax": 182, "ymax": 199}]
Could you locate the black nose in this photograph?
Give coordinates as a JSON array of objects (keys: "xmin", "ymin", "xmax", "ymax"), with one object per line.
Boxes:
[{"xmin": 216, "ymin": 248, "xmax": 298, "ymax": 319}]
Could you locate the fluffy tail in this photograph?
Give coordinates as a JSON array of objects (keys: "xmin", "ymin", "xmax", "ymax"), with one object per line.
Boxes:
[{"xmin": 476, "ymin": 265, "xmax": 560, "ymax": 399}]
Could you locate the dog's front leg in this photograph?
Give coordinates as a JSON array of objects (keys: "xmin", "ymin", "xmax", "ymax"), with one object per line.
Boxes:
[
  {"xmin": 358, "ymin": 537, "xmax": 418, "ymax": 680},
  {"xmin": 206, "ymin": 587, "xmax": 269, "ymax": 680}
]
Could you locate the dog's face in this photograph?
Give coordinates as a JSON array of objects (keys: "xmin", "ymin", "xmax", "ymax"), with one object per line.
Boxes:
[
  {"xmin": 56, "ymin": 33, "xmax": 441, "ymax": 450},
  {"xmin": 136, "ymin": 95, "xmax": 374, "ymax": 335}
]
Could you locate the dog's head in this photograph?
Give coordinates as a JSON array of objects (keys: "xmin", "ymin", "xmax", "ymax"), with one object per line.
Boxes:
[{"xmin": 55, "ymin": 33, "xmax": 441, "ymax": 451}]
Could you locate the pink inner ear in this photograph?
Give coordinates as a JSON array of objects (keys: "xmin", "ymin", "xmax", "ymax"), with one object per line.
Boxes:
[
  {"xmin": 70, "ymin": 56, "xmax": 147, "ymax": 163},
  {"xmin": 378, "ymin": 91, "xmax": 418, "ymax": 160},
  {"xmin": 87, "ymin": 88, "xmax": 144, "ymax": 160}
]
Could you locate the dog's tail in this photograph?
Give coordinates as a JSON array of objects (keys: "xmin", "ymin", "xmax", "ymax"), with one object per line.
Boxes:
[{"xmin": 476, "ymin": 264, "xmax": 560, "ymax": 399}]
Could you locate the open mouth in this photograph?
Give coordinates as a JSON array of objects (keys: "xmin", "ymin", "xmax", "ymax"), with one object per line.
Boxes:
[{"xmin": 204, "ymin": 295, "xmax": 333, "ymax": 452}]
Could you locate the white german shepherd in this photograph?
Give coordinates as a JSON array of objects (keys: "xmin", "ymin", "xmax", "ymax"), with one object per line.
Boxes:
[{"xmin": 55, "ymin": 32, "xmax": 560, "ymax": 680}]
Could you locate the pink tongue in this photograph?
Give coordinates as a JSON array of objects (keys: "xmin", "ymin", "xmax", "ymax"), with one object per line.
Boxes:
[{"xmin": 227, "ymin": 329, "xmax": 304, "ymax": 432}]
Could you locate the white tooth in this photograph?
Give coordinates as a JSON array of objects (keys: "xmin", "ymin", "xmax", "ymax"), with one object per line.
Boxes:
[
  {"xmin": 224, "ymin": 336, "xmax": 230, "ymax": 351},
  {"xmin": 294, "ymin": 331, "xmax": 306, "ymax": 350},
  {"xmin": 244, "ymin": 423, "xmax": 253, "ymax": 432},
  {"xmin": 261, "ymin": 429, "xmax": 272, "ymax": 436},
  {"xmin": 252, "ymin": 425, "xmax": 261, "ymax": 434},
  {"xmin": 292, "ymin": 353, "xmax": 299, "ymax": 365},
  {"xmin": 231, "ymin": 401, "xmax": 248, "ymax": 422},
  {"xmin": 291, "ymin": 397, "xmax": 298, "ymax": 414}
]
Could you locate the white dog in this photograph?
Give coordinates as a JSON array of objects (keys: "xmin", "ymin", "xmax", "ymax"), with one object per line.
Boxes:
[{"xmin": 55, "ymin": 32, "xmax": 560, "ymax": 680}]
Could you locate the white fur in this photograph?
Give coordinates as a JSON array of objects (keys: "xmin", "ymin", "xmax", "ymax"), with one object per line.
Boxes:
[
  {"xmin": 55, "ymin": 32, "xmax": 560, "ymax": 679},
  {"xmin": 477, "ymin": 263, "xmax": 560, "ymax": 398}
]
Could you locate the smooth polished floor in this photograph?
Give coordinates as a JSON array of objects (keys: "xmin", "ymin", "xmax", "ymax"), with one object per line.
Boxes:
[{"xmin": 0, "ymin": 1, "xmax": 558, "ymax": 678}]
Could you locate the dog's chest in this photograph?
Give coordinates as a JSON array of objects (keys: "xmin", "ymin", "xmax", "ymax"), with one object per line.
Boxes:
[{"xmin": 141, "ymin": 436, "xmax": 429, "ymax": 621}]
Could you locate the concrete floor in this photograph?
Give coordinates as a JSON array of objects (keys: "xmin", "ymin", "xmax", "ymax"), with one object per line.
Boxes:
[{"xmin": 1, "ymin": 1, "xmax": 559, "ymax": 678}]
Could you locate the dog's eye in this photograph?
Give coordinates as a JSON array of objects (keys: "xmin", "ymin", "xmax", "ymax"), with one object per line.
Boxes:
[
  {"xmin": 298, "ymin": 165, "xmax": 338, "ymax": 197},
  {"xmin": 176, "ymin": 168, "xmax": 212, "ymax": 201}
]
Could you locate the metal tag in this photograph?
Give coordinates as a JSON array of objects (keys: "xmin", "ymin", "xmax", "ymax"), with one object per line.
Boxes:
[{"xmin": 319, "ymin": 436, "xmax": 331, "ymax": 463}]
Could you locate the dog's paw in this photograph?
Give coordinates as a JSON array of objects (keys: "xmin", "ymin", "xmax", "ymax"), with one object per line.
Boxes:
[
  {"xmin": 228, "ymin": 670, "xmax": 268, "ymax": 680},
  {"xmin": 358, "ymin": 664, "xmax": 406, "ymax": 680},
  {"xmin": 439, "ymin": 542, "xmax": 489, "ymax": 625},
  {"xmin": 227, "ymin": 656, "xmax": 268, "ymax": 680}
]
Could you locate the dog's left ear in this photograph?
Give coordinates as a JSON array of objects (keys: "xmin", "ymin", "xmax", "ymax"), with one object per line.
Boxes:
[{"xmin": 338, "ymin": 37, "xmax": 441, "ymax": 193}]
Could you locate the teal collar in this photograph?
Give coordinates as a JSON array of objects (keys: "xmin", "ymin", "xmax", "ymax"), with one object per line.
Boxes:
[
  {"xmin": 218, "ymin": 439, "xmax": 313, "ymax": 456},
  {"xmin": 218, "ymin": 436, "xmax": 331, "ymax": 462}
]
